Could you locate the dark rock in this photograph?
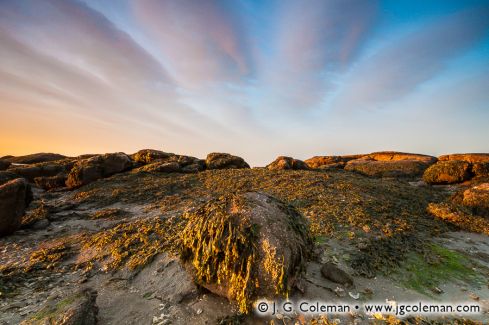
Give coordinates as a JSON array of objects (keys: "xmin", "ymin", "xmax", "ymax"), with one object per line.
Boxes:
[
  {"xmin": 31, "ymin": 218, "xmax": 50, "ymax": 230},
  {"xmin": 0, "ymin": 160, "xmax": 11, "ymax": 171},
  {"xmin": 66, "ymin": 153, "xmax": 132, "ymax": 189},
  {"xmin": 0, "ymin": 178, "xmax": 31, "ymax": 236},
  {"xmin": 180, "ymin": 192, "xmax": 312, "ymax": 313},
  {"xmin": 267, "ymin": 156, "xmax": 309, "ymax": 170},
  {"xmin": 181, "ymin": 162, "xmax": 205, "ymax": 173},
  {"xmin": 0, "ymin": 171, "xmax": 20, "ymax": 185},
  {"xmin": 34, "ymin": 174, "xmax": 67, "ymax": 190},
  {"xmin": 2, "ymin": 153, "xmax": 67, "ymax": 164},
  {"xmin": 423, "ymin": 160, "xmax": 471, "ymax": 184},
  {"xmin": 205, "ymin": 153, "xmax": 250, "ymax": 170},
  {"xmin": 320, "ymin": 262, "xmax": 354, "ymax": 287},
  {"xmin": 20, "ymin": 288, "xmax": 98, "ymax": 325}
]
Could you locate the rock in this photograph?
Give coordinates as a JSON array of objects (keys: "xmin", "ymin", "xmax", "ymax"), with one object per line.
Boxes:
[
  {"xmin": 180, "ymin": 192, "xmax": 312, "ymax": 313},
  {"xmin": 8, "ymin": 159, "xmax": 76, "ymax": 182},
  {"xmin": 1, "ymin": 153, "xmax": 67, "ymax": 164},
  {"xmin": 0, "ymin": 178, "xmax": 32, "ymax": 236},
  {"xmin": 205, "ymin": 153, "xmax": 250, "ymax": 170},
  {"xmin": 31, "ymin": 218, "xmax": 50, "ymax": 230},
  {"xmin": 422, "ymin": 160, "xmax": 471, "ymax": 184},
  {"xmin": 473, "ymin": 163, "xmax": 489, "ymax": 178},
  {"xmin": 462, "ymin": 183, "xmax": 489, "ymax": 217},
  {"xmin": 320, "ymin": 262, "xmax": 354, "ymax": 287},
  {"xmin": 34, "ymin": 174, "xmax": 67, "ymax": 190},
  {"xmin": 66, "ymin": 153, "xmax": 132, "ymax": 189},
  {"xmin": 363, "ymin": 151, "xmax": 437, "ymax": 164},
  {"xmin": 181, "ymin": 162, "xmax": 205, "ymax": 173},
  {"xmin": 345, "ymin": 159, "xmax": 429, "ymax": 178},
  {"xmin": 0, "ymin": 170, "xmax": 20, "ymax": 185},
  {"xmin": 131, "ymin": 149, "xmax": 174, "ymax": 164},
  {"xmin": 267, "ymin": 156, "xmax": 309, "ymax": 170},
  {"xmin": 304, "ymin": 155, "xmax": 363, "ymax": 169},
  {"xmin": 439, "ymin": 153, "xmax": 489, "ymax": 164},
  {"xmin": 138, "ymin": 161, "xmax": 181, "ymax": 173},
  {"xmin": 0, "ymin": 159, "xmax": 11, "ymax": 171},
  {"xmin": 20, "ymin": 288, "xmax": 98, "ymax": 325}
]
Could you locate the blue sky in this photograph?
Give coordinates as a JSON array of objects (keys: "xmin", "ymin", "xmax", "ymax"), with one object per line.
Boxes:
[{"xmin": 0, "ymin": 0, "xmax": 488, "ymax": 165}]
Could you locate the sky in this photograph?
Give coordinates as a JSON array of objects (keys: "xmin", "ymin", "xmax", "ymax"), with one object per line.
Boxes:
[{"xmin": 0, "ymin": 0, "xmax": 488, "ymax": 166}]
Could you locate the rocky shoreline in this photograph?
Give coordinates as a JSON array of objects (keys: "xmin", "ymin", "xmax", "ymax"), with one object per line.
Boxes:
[{"xmin": 1, "ymin": 150, "xmax": 489, "ymax": 324}]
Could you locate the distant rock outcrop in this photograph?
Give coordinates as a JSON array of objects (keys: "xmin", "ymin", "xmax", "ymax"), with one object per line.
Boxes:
[
  {"xmin": 35, "ymin": 174, "xmax": 68, "ymax": 191},
  {"xmin": 0, "ymin": 178, "xmax": 32, "ymax": 236},
  {"xmin": 2, "ymin": 153, "xmax": 67, "ymax": 164},
  {"xmin": 305, "ymin": 155, "xmax": 363, "ymax": 169},
  {"xmin": 130, "ymin": 149, "xmax": 174, "ymax": 164},
  {"xmin": 345, "ymin": 159, "xmax": 429, "ymax": 178},
  {"xmin": 180, "ymin": 192, "xmax": 311, "ymax": 313},
  {"xmin": 423, "ymin": 161, "xmax": 472, "ymax": 184},
  {"xmin": 205, "ymin": 153, "xmax": 250, "ymax": 170},
  {"xmin": 267, "ymin": 156, "xmax": 309, "ymax": 170},
  {"xmin": 438, "ymin": 153, "xmax": 489, "ymax": 164},
  {"xmin": 66, "ymin": 153, "xmax": 132, "ymax": 189},
  {"xmin": 344, "ymin": 151, "xmax": 436, "ymax": 178},
  {"xmin": 8, "ymin": 159, "xmax": 76, "ymax": 182}
]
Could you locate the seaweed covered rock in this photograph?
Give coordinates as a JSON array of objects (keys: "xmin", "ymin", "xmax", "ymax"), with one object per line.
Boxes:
[
  {"xmin": 0, "ymin": 159, "xmax": 11, "ymax": 171},
  {"xmin": 0, "ymin": 178, "xmax": 32, "ymax": 236},
  {"xmin": 137, "ymin": 161, "xmax": 181, "ymax": 173},
  {"xmin": 20, "ymin": 288, "xmax": 98, "ymax": 325},
  {"xmin": 205, "ymin": 153, "xmax": 250, "ymax": 170},
  {"xmin": 267, "ymin": 156, "xmax": 309, "ymax": 170},
  {"xmin": 8, "ymin": 159, "xmax": 76, "ymax": 182},
  {"xmin": 462, "ymin": 183, "xmax": 489, "ymax": 217},
  {"xmin": 438, "ymin": 153, "xmax": 489, "ymax": 164},
  {"xmin": 423, "ymin": 160, "xmax": 471, "ymax": 184},
  {"xmin": 66, "ymin": 153, "xmax": 132, "ymax": 189},
  {"xmin": 304, "ymin": 155, "xmax": 363, "ymax": 169},
  {"xmin": 345, "ymin": 159, "xmax": 429, "ymax": 178},
  {"xmin": 2, "ymin": 152, "xmax": 67, "ymax": 164},
  {"xmin": 472, "ymin": 163, "xmax": 489, "ymax": 178},
  {"xmin": 180, "ymin": 192, "xmax": 312, "ymax": 313}
]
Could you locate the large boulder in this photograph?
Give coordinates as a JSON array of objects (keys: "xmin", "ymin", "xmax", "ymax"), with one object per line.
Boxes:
[
  {"xmin": 180, "ymin": 192, "xmax": 312, "ymax": 313},
  {"xmin": 2, "ymin": 152, "xmax": 67, "ymax": 164},
  {"xmin": 472, "ymin": 163, "xmax": 489, "ymax": 178},
  {"xmin": 20, "ymin": 288, "xmax": 98, "ymax": 325},
  {"xmin": 267, "ymin": 156, "xmax": 309, "ymax": 170},
  {"xmin": 345, "ymin": 159, "xmax": 429, "ymax": 178},
  {"xmin": 305, "ymin": 155, "xmax": 363, "ymax": 169},
  {"xmin": 462, "ymin": 183, "xmax": 489, "ymax": 217},
  {"xmin": 0, "ymin": 178, "xmax": 32, "ymax": 236},
  {"xmin": 205, "ymin": 153, "xmax": 250, "ymax": 170},
  {"xmin": 423, "ymin": 160, "xmax": 471, "ymax": 184},
  {"xmin": 8, "ymin": 159, "xmax": 76, "ymax": 182},
  {"xmin": 438, "ymin": 153, "xmax": 489, "ymax": 164},
  {"xmin": 0, "ymin": 160, "xmax": 11, "ymax": 171},
  {"xmin": 66, "ymin": 153, "xmax": 132, "ymax": 189}
]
